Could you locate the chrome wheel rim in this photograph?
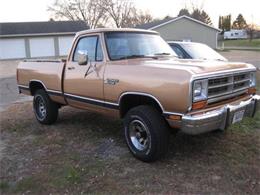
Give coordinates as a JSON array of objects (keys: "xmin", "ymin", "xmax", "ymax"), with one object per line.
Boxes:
[
  {"xmin": 129, "ymin": 119, "xmax": 150, "ymax": 151},
  {"xmin": 35, "ymin": 96, "xmax": 46, "ymax": 120}
]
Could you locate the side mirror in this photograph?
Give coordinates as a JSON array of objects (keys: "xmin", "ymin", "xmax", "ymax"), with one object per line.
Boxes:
[{"xmin": 78, "ymin": 53, "xmax": 88, "ymax": 65}]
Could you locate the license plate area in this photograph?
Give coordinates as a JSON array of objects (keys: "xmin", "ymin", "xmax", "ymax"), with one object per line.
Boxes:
[{"xmin": 232, "ymin": 109, "xmax": 245, "ymax": 124}]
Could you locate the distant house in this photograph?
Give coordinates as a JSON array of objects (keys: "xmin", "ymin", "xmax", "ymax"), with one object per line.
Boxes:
[
  {"xmin": 224, "ymin": 29, "xmax": 248, "ymax": 40},
  {"xmin": 137, "ymin": 15, "xmax": 221, "ymax": 48},
  {"xmin": 0, "ymin": 21, "xmax": 89, "ymax": 60}
]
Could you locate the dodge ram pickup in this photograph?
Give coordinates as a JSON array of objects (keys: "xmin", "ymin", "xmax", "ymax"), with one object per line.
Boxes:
[{"xmin": 17, "ymin": 28, "xmax": 260, "ymax": 162}]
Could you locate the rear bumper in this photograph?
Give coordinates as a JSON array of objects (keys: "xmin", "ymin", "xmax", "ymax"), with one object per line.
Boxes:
[{"xmin": 180, "ymin": 95, "xmax": 260, "ymax": 135}]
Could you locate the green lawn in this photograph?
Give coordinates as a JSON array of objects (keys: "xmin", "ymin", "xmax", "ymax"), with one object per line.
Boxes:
[{"xmin": 222, "ymin": 39, "xmax": 260, "ymax": 48}]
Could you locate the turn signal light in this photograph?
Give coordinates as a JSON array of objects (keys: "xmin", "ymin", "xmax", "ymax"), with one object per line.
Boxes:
[
  {"xmin": 169, "ymin": 115, "xmax": 182, "ymax": 121},
  {"xmin": 192, "ymin": 100, "xmax": 207, "ymax": 110},
  {"xmin": 248, "ymin": 87, "xmax": 256, "ymax": 95}
]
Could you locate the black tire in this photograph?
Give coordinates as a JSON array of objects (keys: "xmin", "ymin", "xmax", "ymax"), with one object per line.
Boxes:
[
  {"xmin": 124, "ymin": 105, "xmax": 170, "ymax": 162},
  {"xmin": 33, "ymin": 89, "xmax": 58, "ymax": 125}
]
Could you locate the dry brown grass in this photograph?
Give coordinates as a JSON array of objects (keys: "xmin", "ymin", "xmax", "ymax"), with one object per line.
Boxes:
[{"xmin": 0, "ymin": 100, "xmax": 259, "ymax": 194}]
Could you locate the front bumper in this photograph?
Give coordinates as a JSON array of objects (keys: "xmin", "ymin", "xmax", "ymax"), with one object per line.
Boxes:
[{"xmin": 180, "ymin": 95, "xmax": 260, "ymax": 135}]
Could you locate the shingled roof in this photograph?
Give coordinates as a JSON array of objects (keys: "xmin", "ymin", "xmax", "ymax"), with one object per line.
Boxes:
[
  {"xmin": 136, "ymin": 15, "xmax": 220, "ymax": 32},
  {"xmin": 0, "ymin": 21, "xmax": 89, "ymax": 37},
  {"xmin": 135, "ymin": 17, "xmax": 175, "ymax": 30}
]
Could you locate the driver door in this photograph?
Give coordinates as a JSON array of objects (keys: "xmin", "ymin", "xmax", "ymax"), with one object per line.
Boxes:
[{"xmin": 63, "ymin": 34, "xmax": 105, "ymax": 111}]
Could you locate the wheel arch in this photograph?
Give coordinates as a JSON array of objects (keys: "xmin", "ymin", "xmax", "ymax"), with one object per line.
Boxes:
[
  {"xmin": 118, "ymin": 92, "xmax": 164, "ymax": 118},
  {"xmin": 29, "ymin": 80, "xmax": 47, "ymax": 95}
]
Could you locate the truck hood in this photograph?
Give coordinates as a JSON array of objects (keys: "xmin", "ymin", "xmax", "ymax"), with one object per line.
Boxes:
[{"xmin": 141, "ymin": 58, "xmax": 256, "ymax": 75}]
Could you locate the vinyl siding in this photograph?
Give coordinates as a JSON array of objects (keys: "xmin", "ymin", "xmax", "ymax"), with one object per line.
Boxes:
[{"xmin": 153, "ymin": 17, "xmax": 219, "ymax": 48}]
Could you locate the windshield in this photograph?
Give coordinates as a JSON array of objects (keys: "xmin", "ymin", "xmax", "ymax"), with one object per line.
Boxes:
[
  {"xmin": 105, "ymin": 32, "xmax": 177, "ymax": 60},
  {"xmin": 181, "ymin": 43, "xmax": 227, "ymax": 61}
]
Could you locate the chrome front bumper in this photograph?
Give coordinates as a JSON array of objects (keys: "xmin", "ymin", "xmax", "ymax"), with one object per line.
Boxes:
[{"xmin": 181, "ymin": 95, "xmax": 260, "ymax": 135}]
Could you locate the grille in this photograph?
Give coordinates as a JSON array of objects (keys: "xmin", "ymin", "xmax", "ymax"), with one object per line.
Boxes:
[{"xmin": 208, "ymin": 72, "xmax": 250, "ymax": 103}]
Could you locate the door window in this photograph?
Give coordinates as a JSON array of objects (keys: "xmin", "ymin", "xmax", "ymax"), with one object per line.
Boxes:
[{"xmin": 73, "ymin": 36, "xmax": 103, "ymax": 62}]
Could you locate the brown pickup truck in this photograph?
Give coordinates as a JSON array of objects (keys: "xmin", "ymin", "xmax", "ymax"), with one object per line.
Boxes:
[{"xmin": 17, "ymin": 28, "xmax": 259, "ymax": 162}]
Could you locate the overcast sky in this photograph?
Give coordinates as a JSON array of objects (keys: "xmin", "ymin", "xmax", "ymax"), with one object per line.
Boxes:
[{"xmin": 0, "ymin": 0, "xmax": 259, "ymax": 27}]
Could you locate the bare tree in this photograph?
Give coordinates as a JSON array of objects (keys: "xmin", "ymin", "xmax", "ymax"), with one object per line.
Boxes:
[
  {"xmin": 48, "ymin": 0, "xmax": 108, "ymax": 28},
  {"xmin": 48, "ymin": 0, "xmax": 154, "ymax": 28},
  {"xmin": 132, "ymin": 9, "xmax": 153, "ymax": 26},
  {"xmin": 120, "ymin": 8, "xmax": 153, "ymax": 27},
  {"xmin": 101, "ymin": 0, "xmax": 135, "ymax": 28}
]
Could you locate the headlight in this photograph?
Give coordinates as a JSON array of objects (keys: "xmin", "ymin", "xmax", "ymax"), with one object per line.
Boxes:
[
  {"xmin": 193, "ymin": 79, "xmax": 208, "ymax": 102},
  {"xmin": 249, "ymin": 72, "xmax": 256, "ymax": 87}
]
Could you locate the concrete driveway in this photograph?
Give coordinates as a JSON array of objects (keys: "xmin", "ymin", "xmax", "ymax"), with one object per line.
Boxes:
[
  {"xmin": 0, "ymin": 50, "xmax": 259, "ymax": 111},
  {"xmin": 0, "ymin": 60, "xmax": 31, "ymax": 112}
]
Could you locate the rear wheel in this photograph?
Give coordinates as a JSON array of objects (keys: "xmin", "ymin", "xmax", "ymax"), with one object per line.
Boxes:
[
  {"xmin": 124, "ymin": 105, "xmax": 170, "ymax": 162},
  {"xmin": 33, "ymin": 89, "xmax": 58, "ymax": 124}
]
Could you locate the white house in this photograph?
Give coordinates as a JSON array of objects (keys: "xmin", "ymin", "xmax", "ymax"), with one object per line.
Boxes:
[{"xmin": 0, "ymin": 21, "xmax": 89, "ymax": 60}]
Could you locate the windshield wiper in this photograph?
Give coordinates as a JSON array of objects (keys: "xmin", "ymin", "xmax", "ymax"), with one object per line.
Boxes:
[
  {"xmin": 154, "ymin": 52, "xmax": 178, "ymax": 58},
  {"xmin": 154, "ymin": 52, "xmax": 171, "ymax": 55},
  {"xmin": 118, "ymin": 55, "xmax": 158, "ymax": 60},
  {"xmin": 199, "ymin": 58, "xmax": 225, "ymax": 61},
  {"xmin": 215, "ymin": 58, "xmax": 226, "ymax": 61}
]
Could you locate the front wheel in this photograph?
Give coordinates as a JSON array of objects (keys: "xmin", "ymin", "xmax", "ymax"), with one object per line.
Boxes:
[
  {"xmin": 33, "ymin": 89, "xmax": 58, "ymax": 125},
  {"xmin": 124, "ymin": 105, "xmax": 170, "ymax": 162}
]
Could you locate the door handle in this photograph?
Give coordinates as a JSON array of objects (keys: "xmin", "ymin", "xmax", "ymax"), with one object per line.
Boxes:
[{"xmin": 68, "ymin": 66, "xmax": 75, "ymax": 70}]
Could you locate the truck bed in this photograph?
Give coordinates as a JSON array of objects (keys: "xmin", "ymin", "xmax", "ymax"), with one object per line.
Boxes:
[{"xmin": 17, "ymin": 60, "xmax": 66, "ymax": 104}]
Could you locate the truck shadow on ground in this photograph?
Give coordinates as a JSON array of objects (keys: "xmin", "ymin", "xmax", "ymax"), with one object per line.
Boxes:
[{"xmin": 57, "ymin": 106, "xmax": 228, "ymax": 161}]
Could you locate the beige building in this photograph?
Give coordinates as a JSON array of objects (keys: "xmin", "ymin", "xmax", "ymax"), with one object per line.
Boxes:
[{"xmin": 138, "ymin": 15, "xmax": 221, "ymax": 48}]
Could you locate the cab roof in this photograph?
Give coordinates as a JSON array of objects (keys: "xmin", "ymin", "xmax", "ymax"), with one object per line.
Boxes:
[{"xmin": 76, "ymin": 28, "xmax": 159, "ymax": 36}]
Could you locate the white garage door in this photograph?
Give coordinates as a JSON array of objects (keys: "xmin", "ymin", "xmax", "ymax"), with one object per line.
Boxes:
[
  {"xmin": 30, "ymin": 37, "xmax": 55, "ymax": 58},
  {"xmin": 58, "ymin": 36, "xmax": 74, "ymax": 56},
  {"xmin": 0, "ymin": 39, "xmax": 26, "ymax": 59}
]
